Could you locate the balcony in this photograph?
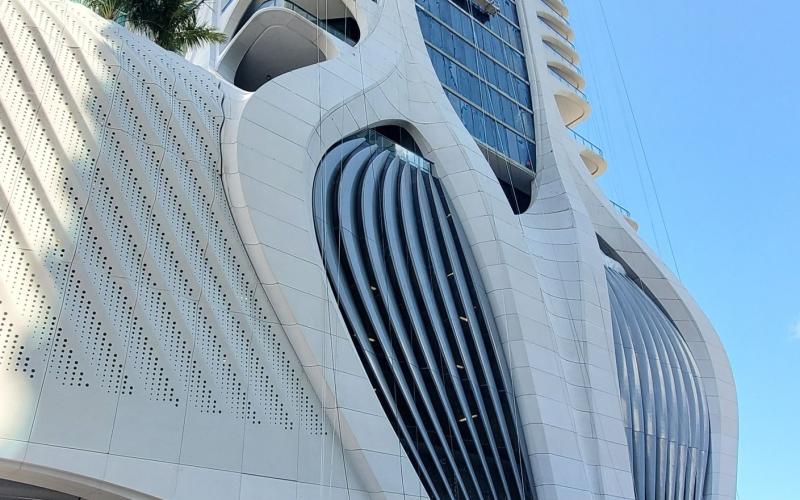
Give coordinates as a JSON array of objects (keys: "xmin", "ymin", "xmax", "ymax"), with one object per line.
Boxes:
[
  {"xmin": 217, "ymin": 0, "xmax": 359, "ymax": 91},
  {"xmin": 611, "ymin": 201, "xmax": 639, "ymax": 231},
  {"xmin": 568, "ymin": 129, "xmax": 606, "ymax": 177},
  {"xmin": 542, "ymin": 33, "xmax": 579, "ymax": 67},
  {"xmin": 545, "ymin": 46, "xmax": 583, "ymax": 92},
  {"xmin": 549, "ymin": 67, "xmax": 591, "ymax": 126},
  {"xmin": 539, "ymin": 17, "xmax": 574, "ymax": 50},
  {"xmin": 543, "ymin": 39, "xmax": 579, "ymax": 68},
  {"xmin": 538, "ymin": 12, "xmax": 574, "ymax": 44},
  {"xmin": 549, "ymin": 63, "xmax": 584, "ymax": 92},
  {"xmin": 540, "ymin": 0, "xmax": 569, "ymax": 24}
]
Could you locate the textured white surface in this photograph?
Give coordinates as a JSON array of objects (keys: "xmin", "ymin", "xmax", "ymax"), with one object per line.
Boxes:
[{"xmin": 0, "ymin": 0, "xmax": 737, "ymax": 498}]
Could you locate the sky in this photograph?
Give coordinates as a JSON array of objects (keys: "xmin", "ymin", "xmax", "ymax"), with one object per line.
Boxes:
[{"xmin": 568, "ymin": 1, "xmax": 800, "ymax": 498}]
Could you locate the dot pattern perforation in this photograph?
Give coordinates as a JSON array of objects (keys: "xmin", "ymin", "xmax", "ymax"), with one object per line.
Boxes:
[{"xmin": 0, "ymin": 0, "xmax": 326, "ymax": 436}]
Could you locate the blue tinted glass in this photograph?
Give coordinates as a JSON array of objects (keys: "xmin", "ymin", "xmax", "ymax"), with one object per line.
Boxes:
[{"xmin": 415, "ymin": 1, "xmax": 535, "ymax": 171}]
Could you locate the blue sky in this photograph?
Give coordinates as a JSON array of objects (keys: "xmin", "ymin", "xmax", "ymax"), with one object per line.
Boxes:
[{"xmin": 569, "ymin": 1, "xmax": 800, "ymax": 498}]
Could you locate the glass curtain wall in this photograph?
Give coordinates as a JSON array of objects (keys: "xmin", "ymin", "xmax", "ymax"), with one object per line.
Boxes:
[{"xmin": 416, "ymin": 0, "xmax": 536, "ymax": 171}]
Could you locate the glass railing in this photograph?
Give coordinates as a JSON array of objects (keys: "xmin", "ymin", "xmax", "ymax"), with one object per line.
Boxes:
[
  {"xmin": 611, "ymin": 200, "xmax": 631, "ymax": 217},
  {"xmin": 284, "ymin": 0, "xmax": 357, "ymax": 46},
  {"xmin": 241, "ymin": 0, "xmax": 357, "ymax": 46},
  {"xmin": 544, "ymin": 43, "xmax": 580, "ymax": 74},
  {"xmin": 357, "ymin": 131, "xmax": 433, "ymax": 173},
  {"xmin": 539, "ymin": 16, "xmax": 575, "ymax": 49},
  {"xmin": 541, "ymin": 0, "xmax": 569, "ymax": 25},
  {"xmin": 548, "ymin": 67, "xmax": 587, "ymax": 100},
  {"xmin": 568, "ymin": 128, "xmax": 602, "ymax": 156}
]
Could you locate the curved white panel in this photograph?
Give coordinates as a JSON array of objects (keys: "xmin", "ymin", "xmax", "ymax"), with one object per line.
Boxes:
[{"xmin": 0, "ymin": 0, "xmax": 737, "ymax": 498}]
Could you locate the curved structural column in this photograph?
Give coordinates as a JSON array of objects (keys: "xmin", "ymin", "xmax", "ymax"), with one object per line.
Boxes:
[
  {"xmin": 606, "ymin": 262, "xmax": 711, "ymax": 500},
  {"xmin": 312, "ymin": 136, "xmax": 535, "ymax": 499}
]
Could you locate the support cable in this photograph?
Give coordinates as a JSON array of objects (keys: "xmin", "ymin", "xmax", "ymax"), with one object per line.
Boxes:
[{"xmin": 597, "ymin": 0, "xmax": 681, "ymax": 278}]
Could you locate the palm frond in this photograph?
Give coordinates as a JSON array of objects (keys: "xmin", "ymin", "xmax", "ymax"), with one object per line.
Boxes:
[
  {"xmin": 82, "ymin": 0, "xmax": 128, "ymax": 21},
  {"xmin": 169, "ymin": 25, "xmax": 227, "ymax": 54},
  {"xmin": 113, "ymin": 0, "xmax": 225, "ymax": 53}
]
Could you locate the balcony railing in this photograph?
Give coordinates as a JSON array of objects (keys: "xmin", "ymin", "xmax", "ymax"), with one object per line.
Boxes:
[
  {"xmin": 611, "ymin": 200, "xmax": 631, "ymax": 217},
  {"xmin": 568, "ymin": 128, "xmax": 602, "ymax": 156},
  {"xmin": 285, "ymin": 0, "xmax": 357, "ymax": 45},
  {"xmin": 544, "ymin": 42, "xmax": 580, "ymax": 74},
  {"xmin": 357, "ymin": 131, "xmax": 433, "ymax": 173},
  {"xmin": 241, "ymin": 0, "xmax": 357, "ymax": 46},
  {"xmin": 549, "ymin": 67, "xmax": 587, "ymax": 100},
  {"xmin": 538, "ymin": 16, "xmax": 574, "ymax": 48},
  {"xmin": 541, "ymin": 0, "xmax": 569, "ymax": 25}
]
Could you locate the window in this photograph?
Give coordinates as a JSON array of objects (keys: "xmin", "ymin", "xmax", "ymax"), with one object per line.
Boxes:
[{"xmin": 416, "ymin": 0, "xmax": 535, "ymax": 172}]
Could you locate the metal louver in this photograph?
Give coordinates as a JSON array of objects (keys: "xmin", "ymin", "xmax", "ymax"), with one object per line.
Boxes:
[{"xmin": 313, "ymin": 136, "xmax": 535, "ymax": 499}]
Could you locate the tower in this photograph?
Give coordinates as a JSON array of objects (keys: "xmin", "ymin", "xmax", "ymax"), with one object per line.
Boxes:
[{"xmin": 0, "ymin": 0, "xmax": 737, "ymax": 499}]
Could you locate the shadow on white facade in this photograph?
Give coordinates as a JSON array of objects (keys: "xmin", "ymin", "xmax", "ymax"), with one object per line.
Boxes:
[{"xmin": 0, "ymin": 0, "xmax": 737, "ymax": 499}]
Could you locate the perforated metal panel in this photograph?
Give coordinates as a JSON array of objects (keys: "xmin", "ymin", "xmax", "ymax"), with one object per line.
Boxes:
[{"xmin": 0, "ymin": 0, "xmax": 326, "ymax": 441}]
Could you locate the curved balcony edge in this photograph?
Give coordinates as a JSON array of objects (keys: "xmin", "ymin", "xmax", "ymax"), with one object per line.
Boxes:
[
  {"xmin": 217, "ymin": 7, "xmax": 340, "ymax": 91},
  {"xmin": 540, "ymin": 0, "xmax": 569, "ymax": 24},
  {"xmin": 547, "ymin": 61, "xmax": 584, "ymax": 89},
  {"xmin": 542, "ymin": 0, "xmax": 568, "ymax": 18},
  {"xmin": 580, "ymin": 148, "xmax": 607, "ymax": 177},
  {"xmin": 568, "ymin": 129, "xmax": 606, "ymax": 176},
  {"xmin": 548, "ymin": 68, "xmax": 591, "ymax": 126},
  {"xmin": 538, "ymin": 11, "xmax": 574, "ymax": 42},
  {"xmin": 611, "ymin": 201, "xmax": 639, "ymax": 231},
  {"xmin": 543, "ymin": 37, "xmax": 579, "ymax": 65}
]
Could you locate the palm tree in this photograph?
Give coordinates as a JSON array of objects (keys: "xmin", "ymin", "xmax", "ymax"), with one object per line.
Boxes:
[
  {"xmin": 82, "ymin": 0, "xmax": 127, "ymax": 21},
  {"xmin": 124, "ymin": 0, "xmax": 226, "ymax": 54},
  {"xmin": 84, "ymin": 0, "xmax": 226, "ymax": 54}
]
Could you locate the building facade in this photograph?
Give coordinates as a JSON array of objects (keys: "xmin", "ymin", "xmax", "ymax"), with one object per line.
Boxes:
[{"xmin": 0, "ymin": 0, "xmax": 737, "ymax": 499}]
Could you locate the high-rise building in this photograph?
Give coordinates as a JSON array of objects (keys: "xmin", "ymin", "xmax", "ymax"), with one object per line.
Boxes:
[{"xmin": 0, "ymin": 0, "xmax": 738, "ymax": 499}]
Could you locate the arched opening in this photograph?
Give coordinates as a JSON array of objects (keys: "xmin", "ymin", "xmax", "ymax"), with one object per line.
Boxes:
[
  {"xmin": 478, "ymin": 145, "xmax": 535, "ymax": 214},
  {"xmin": 0, "ymin": 478, "xmax": 80, "ymax": 500},
  {"xmin": 499, "ymin": 177, "xmax": 532, "ymax": 215},
  {"xmin": 218, "ymin": 0, "xmax": 360, "ymax": 91},
  {"xmin": 312, "ymin": 128, "xmax": 536, "ymax": 499},
  {"xmin": 0, "ymin": 471, "xmax": 139, "ymax": 500},
  {"xmin": 232, "ymin": 21, "xmax": 328, "ymax": 91}
]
